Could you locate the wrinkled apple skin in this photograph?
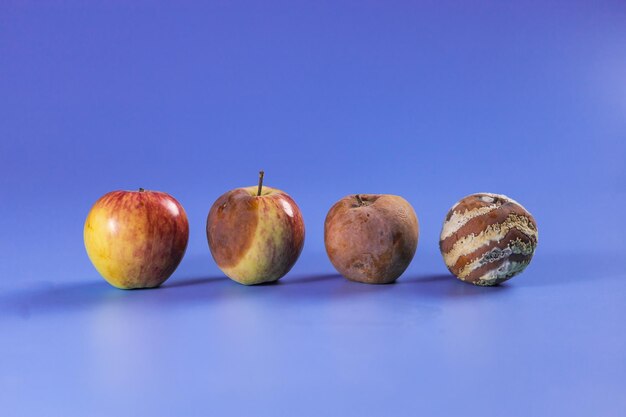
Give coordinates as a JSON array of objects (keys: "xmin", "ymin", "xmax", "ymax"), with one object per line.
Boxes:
[
  {"xmin": 84, "ymin": 190, "xmax": 189, "ymax": 289},
  {"xmin": 324, "ymin": 194, "xmax": 418, "ymax": 284},
  {"xmin": 207, "ymin": 186, "xmax": 305, "ymax": 285}
]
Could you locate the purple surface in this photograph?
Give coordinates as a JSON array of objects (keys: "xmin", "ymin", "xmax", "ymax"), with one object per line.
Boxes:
[{"xmin": 1, "ymin": 1, "xmax": 625, "ymax": 416}]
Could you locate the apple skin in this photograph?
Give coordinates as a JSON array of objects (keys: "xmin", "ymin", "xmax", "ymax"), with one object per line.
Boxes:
[
  {"xmin": 324, "ymin": 194, "xmax": 419, "ymax": 284},
  {"xmin": 84, "ymin": 190, "xmax": 189, "ymax": 289},
  {"xmin": 206, "ymin": 186, "xmax": 305, "ymax": 285}
]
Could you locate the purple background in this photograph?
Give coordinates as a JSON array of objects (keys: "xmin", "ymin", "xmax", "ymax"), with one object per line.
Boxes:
[{"xmin": 1, "ymin": 1, "xmax": 625, "ymax": 416}]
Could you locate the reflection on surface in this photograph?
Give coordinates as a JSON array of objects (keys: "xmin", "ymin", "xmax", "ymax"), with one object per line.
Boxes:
[
  {"xmin": 2, "ymin": 252, "xmax": 625, "ymax": 417},
  {"xmin": 2, "ymin": 250, "xmax": 621, "ymax": 322}
]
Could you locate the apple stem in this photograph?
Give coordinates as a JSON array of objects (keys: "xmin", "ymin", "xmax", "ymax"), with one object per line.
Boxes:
[
  {"xmin": 355, "ymin": 194, "xmax": 364, "ymax": 206},
  {"xmin": 257, "ymin": 170, "xmax": 265, "ymax": 196},
  {"xmin": 139, "ymin": 188, "xmax": 145, "ymax": 192}
]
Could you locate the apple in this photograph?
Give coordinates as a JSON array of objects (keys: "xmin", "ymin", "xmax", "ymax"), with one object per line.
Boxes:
[
  {"xmin": 206, "ymin": 171, "xmax": 305, "ymax": 285},
  {"xmin": 84, "ymin": 188, "xmax": 189, "ymax": 289},
  {"xmin": 324, "ymin": 194, "xmax": 419, "ymax": 284}
]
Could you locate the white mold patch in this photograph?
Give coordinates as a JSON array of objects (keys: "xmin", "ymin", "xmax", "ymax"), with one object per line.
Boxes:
[
  {"xmin": 440, "ymin": 205, "xmax": 498, "ymax": 240},
  {"xmin": 476, "ymin": 259, "xmax": 530, "ymax": 285},
  {"xmin": 443, "ymin": 214, "xmax": 538, "ymax": 266}
]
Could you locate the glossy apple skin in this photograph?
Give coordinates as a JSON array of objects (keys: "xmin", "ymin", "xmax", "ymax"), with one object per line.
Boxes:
[
  {"xmin": 207, "ymin": 186, "xmax": 305, "ymax": 285},
  {"xmin": 84, "ymin": 190, "xmax": 189, "ymax": 289},
  {"xmin": 324, "ymin": 194, "xmax": 419, "ymax": 284}
]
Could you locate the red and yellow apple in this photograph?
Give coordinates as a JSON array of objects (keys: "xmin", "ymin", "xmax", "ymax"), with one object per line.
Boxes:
[
  {"xmin": 84, "ymin": 189, "xmax": 189, "ymax": 289},
  {"xmin": 324, "ymin": 194, "xmax": 418, "ymax": 284},
  {"xmin": 206, "ymin": 172, "xmax": 305, "ymax": 285}
]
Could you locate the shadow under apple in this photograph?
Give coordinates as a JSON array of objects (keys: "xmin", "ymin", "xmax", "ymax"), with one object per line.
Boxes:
[
  {"xmin": 0, "ymin": 270, "xmax": 515, "ymax": 321},
  {"xmin": 0, "ymin": 275, "xmax": 226, "ymax": 319}
]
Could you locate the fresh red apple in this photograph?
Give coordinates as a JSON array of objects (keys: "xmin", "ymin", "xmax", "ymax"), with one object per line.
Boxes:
[
  {"xmin": 206, "ymin": 171, "xmax": 305, "ymax": 285},
  {"xmin": 324, "ymin": 194, "xmax": 419, "ymax": 284},
  {"xmin": 84, "ymin": 188, "xmax": 189, "ymax": 289}
]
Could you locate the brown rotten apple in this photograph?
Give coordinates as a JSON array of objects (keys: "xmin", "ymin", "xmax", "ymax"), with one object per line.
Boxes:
[
  {"xmin": 324, "ymin": 194, "xmax": 419, "ymax": 284},
  {"xmin": 206, "ymin": 171, "xmax": 305, "ymax": 285},
  {"xmin": 84, "ymin": 189, "xmax": 189, "ymax": 289}
]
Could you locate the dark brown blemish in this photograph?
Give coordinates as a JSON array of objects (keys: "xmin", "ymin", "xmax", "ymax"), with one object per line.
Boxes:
[{"xmin": 207, "ymin": 189, "xmax": 259, "ymax": 269}]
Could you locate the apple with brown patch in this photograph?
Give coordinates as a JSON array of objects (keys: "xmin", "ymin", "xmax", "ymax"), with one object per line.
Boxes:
[
  {"xmin": 206, "ymin": 171, "xmax": 305, "ymax": 285},
  {"xmin": 84, "ymin": 188, "xmax": 189, "ymax": 289},
  {"xmin": 324, "ymin": 194, "xmax": 419, "ymax": 284}
]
